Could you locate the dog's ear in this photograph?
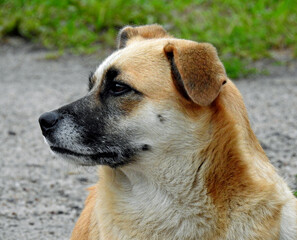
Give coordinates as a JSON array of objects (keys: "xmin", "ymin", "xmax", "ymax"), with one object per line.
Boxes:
[
  {"xmin": 117, "ymin": 24, "xmax": 170, "ymax": 49},
  {"xmin": 164, "ymin": 41, "xmax": 227, "ymax": 106}
]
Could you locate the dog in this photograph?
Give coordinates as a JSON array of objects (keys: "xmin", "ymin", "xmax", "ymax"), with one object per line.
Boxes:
[{"xmin": 39, "ymin": 24, "xmax": 297, "ymax": 240}]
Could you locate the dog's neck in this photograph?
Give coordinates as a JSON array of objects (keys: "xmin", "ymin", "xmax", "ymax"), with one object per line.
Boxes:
[{"xmin": 119, "ymin": 151, "xmax": 206, "ymax": 201}]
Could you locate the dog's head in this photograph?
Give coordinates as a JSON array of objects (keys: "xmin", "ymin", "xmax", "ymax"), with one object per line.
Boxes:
[{"xmin": 39, "ymin": 25, "xmax": 227, "ymax": 168}]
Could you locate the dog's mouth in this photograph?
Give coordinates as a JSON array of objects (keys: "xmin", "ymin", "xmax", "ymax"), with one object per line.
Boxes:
[{"xmin": 50, "ymin": 146, "xmax": 118, "ymax": 159}]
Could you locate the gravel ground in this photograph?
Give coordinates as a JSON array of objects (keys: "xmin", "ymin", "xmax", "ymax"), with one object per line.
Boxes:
[{"xmin": 0, "ymin": 39, "xmax": 296, "ymax": 240}]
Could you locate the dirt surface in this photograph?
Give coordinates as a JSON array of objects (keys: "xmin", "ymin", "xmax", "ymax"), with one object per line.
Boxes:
[{"xmin": 0, "ymin": 39, "xmax": 297, "ymax": 240}]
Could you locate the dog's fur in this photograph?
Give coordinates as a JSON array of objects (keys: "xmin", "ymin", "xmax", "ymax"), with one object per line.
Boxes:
[{"xmin": 40, "ymin": 25, "xmax": 297, "ymax": 239}]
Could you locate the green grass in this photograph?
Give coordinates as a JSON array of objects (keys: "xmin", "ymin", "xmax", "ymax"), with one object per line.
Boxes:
[{"xmin": 1, "ymin": 0, "xmax": 296, "ymax": 78}]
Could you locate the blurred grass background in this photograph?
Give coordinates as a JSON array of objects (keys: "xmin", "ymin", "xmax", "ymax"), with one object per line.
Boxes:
[{"xmin": 0, "ymin": 0, "xmax": 296, "ymax": 78}]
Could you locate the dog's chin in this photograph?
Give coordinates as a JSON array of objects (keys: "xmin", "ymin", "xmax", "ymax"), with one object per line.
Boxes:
[
  {"xmin": 49, "ymin": 146, "xmax": 130, "ymax": 168},
  {"xmin": 51, "ymin": 150, "xmax": 95, "ymax": 166}
]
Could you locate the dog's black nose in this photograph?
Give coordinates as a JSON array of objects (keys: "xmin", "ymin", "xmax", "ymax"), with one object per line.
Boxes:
[{"xmin": 39, "ymin": 112, "xmax": 59, "ymax": 134}]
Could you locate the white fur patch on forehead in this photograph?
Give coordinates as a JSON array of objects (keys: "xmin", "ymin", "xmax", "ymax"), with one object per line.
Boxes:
[{"xmin": 93, "ymin": 49, "xmax": 123, "ymax": 86}]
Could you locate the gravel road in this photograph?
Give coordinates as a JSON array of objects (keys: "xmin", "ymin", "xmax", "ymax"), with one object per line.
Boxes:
[{"xmin": 0, "ymin": 39, "xmax": 296, "ymax": 240}]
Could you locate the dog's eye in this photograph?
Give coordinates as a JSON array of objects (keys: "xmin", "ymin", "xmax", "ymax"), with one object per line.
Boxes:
[{"xmin": 109, "ymin": 82, "xmax": 131, "ymax": 96}]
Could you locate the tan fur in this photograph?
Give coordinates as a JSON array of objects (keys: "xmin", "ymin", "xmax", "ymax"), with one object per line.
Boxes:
[
  {"xmin": 118, "ymin": 24, "xmax": 171, "ymax": 49},
  {"xmin": 70, "ymin": 186, "xmax": 99, "ymax": 240},
  {"xmin": 70, "ymin": 25, "xmax": 297, "ymax": 240},
  {"xmin": 164, "ymin": 42, "xmax": 227, "ymax": 106}
]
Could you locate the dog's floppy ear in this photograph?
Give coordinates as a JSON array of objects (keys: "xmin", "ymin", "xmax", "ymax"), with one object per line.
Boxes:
[
  {"xmin": 164, "ymin": 41, "xmax": 227, "ymax": 106},
  {"xmin": 117, "ymin": 24, "xmax": 170, "ymax": 49}
]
